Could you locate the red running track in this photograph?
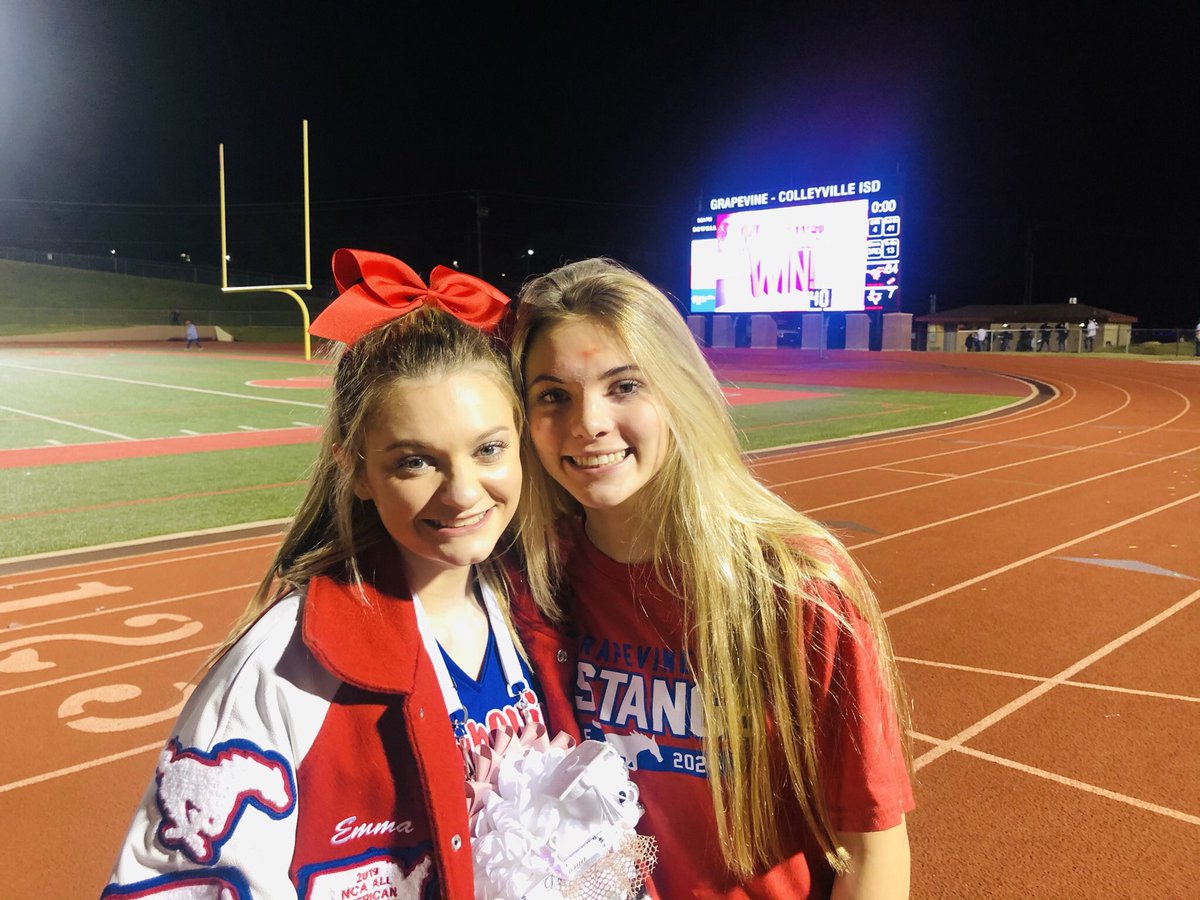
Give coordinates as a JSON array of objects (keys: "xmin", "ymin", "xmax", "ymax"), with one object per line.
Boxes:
[{"xmin": 0, "ymin": 351, "xmax": 1196, "ymax": 897}]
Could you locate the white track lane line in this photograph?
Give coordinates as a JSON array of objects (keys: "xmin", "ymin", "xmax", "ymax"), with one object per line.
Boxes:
[
  {"xmin": 0, "ymin": 362, "xmax": 325, "ymax": 409},
  {"xmin": 912, "ymin": 586, "xmax": 1200, "ymax": 771},
  {"xmin": 0, "ymin": 581, "xmax": 131, "ymax": 615},
  {"xmin": 908, "ymin": 731, "xmax": 1200, "ymax": 827},
  {"xmin": 760, "ymin": 363, "xmax": 1179, "ymax": 477},
  {"xmin": 2, "ymin": 582, "xmax": 257, "ymax": 634},
  {"xmin": 753, "ymin": 377, "xmax": 1069, "ymax": 467},
  {"xmin": 0, "ymin": 642, "xmax": 218, "ymax": 699},
  {"xmin": 0, "ymin": 539, "xmax": 281, "ymax": 590},
  {"xmin": 779, "ymin": 381, "xmax": 1133, "ymax": 491},
  {"xmin": 0, "ymin": 740, "xmax": 165, "ymax": 794},
  {"xmin": 897, "ymin": 656, "xmax": 1200, "ymax": 704},
  {"xmin": 854, "ymin": 446, "xmax": 1200, "ymax": 556},
  {"xmin": 883, "ymin": 488, "xmax": 1200, "ymax": 618},
  {"xmin": 0, "ymin": 403, "xmax": 133, "ymax": 440}
]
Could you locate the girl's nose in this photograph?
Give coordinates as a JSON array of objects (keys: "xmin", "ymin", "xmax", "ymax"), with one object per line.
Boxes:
[
  {"xmin": 572, "ymin": 392, "xmax": 611, "ymax": 439},
  {"xmin": 440, "ymin": 464, "xmax": 484, "ymax": 510}
]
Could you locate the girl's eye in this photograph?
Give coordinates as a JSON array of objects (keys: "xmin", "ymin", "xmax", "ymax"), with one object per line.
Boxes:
[
  {"xmin": 535, "ymin": 388, "xmax": 569, "ymax": 405},
  {"xmin": 395, "ymin": 456, "xmax": 431, "ymax": 474},
  {"xmin": 612, "ymin": 379, "xmax": 643, "ymax": 396},
  {"xmin": 477, "ymin": 440, "xmax": 508, "ymax": 461}
]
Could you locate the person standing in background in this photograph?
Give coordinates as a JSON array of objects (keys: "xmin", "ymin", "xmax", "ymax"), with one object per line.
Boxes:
[
  {"xmin": 1193, "ymin": 318, "xmax": 1200, "ymax": 357},
  {"xmin": 184, "ymin": 320, "xmax": 201, "ymax": 350},
  {"xmin": 1085, "ymin": 317, "xmax": 1098, "ymax": 352},
  {"xmin": 1056, "ymin": 322, "xmax": 1068, "ymax": 351},
  {"xmin": 1038, "ymin": 322, "xmax": 1052, "ymax": 351}
]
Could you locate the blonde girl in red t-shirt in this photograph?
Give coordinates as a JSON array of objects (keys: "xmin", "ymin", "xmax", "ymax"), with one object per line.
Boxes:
[{"xmin": 509, "ymin": 258, "xmax": 913, "ymax": 898}]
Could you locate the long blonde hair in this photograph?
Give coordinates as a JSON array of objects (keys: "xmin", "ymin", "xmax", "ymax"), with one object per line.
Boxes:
[
  {"xmin": 510, "ymin": 258, "xmax": 909, "ymax": 878},
  {"xmin": 209, "ymin": 306, "xmax": 523, "ymax": 666}
]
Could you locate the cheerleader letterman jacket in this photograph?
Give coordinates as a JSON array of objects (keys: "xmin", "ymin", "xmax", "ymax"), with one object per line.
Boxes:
[{"xmin": 101, "ymin": 557, "xmax": 579, "ymax": 900}]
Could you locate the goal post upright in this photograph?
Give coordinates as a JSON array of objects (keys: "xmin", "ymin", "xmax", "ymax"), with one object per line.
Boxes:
[{"xmin": 218, "ymin": 120, "xmax": 314, "ymax": 360}]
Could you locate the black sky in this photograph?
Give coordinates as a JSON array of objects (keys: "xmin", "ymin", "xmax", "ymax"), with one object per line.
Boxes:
[{"xmin": 1, "ymin": 1, "xmax": 1196, "ymax": 324}]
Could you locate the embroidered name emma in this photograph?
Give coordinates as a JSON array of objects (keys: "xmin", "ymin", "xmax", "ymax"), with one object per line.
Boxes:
[{"xmin": 331, "ymin": 816, "xmax": 415, "ymax": 845}]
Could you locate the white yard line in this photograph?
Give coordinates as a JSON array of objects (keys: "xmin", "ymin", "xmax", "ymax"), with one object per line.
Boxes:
[
  {"xmin": 0, "ymin": 403, "xmax": 133, "ymax": 440},
  {"xmin": 0, "ymin": 362, "xmax": 325, "ymax": 409}
]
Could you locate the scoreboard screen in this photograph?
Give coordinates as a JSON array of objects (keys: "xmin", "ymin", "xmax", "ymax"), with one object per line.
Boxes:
[{"xmin": 689, "ymin": 177, "xmax": 901, "ymax": 313}]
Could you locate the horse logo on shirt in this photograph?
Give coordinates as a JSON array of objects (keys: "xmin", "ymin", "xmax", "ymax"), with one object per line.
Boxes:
[
  {"xmin": 155, "ymin": 737, "xmax": 296, "ymax": 864},
  {"xmin": 604, "ymin": 729, "xmax": 663, "ymax": 771}
]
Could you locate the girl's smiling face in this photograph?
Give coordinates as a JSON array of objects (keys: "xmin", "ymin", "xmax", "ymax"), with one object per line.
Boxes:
[
  {"xmin": 523, "ymin": 319, "xmax": 669, "ymax": 526},
  {"xmin": 353, "ymin": 369, "xmax": 521, "ymax": 589}
]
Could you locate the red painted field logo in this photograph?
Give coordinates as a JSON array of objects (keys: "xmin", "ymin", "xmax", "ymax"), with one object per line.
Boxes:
[
  {"xmin": 720, "ymin": 386, "xmax": 837, "ymax": 405},
  {"xmin": 245, "ymin": 376, "xmax": 331, "ymax": 389}
]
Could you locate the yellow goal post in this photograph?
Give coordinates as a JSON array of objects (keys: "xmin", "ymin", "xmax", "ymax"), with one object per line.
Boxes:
[{"xmin": 218, "ymin": 120, "xmax": 314, "ymax": 359}]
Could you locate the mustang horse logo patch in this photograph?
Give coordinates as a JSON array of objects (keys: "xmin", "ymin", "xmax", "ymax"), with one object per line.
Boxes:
[{"xmin": 154, "ymin": 737, "xmax": 296, "ymax": 864}]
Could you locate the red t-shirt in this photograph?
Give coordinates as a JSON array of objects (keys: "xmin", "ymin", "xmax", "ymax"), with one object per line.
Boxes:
[{"xmin": 565, "ymin": 529, "xmax": 914, "ymax": 899}]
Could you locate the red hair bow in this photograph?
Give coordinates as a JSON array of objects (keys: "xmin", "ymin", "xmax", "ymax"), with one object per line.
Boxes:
[{"xmin": 308, "ymin": 248, "xmax": 510, "ymax": 344}]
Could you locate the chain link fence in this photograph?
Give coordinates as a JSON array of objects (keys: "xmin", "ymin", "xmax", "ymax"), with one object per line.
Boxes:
[{"xmin": 1126, "ymin": 328, "xmax": 1200, "ymax": 357}]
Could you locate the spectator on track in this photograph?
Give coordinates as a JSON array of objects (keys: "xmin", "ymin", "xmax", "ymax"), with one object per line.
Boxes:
[
  {"xmin": 509, "ymin": 258, "xmax": 913, "ymax": 898},
  {"xmin": 1194, "ymin": 318, "xmax": 1200, "ymax": 357},
  {"xmin": 1056, "ymin": 322, "xmax": 1069, "ymax": 351},
  {"xmin": 1018, "ymin": 326, "xmax": 1034, "ymax": 351},
  {"xmin": 104, "ymin": 250, "xmax": 579, "ymax": 897},
  {"xmin": 1038, "ymin": 322, "xmax": 1052, "ymax": 351},
  {"xmin": 998, "ymin": 329, "xmax": 1014, "ymax": 351},
  {"xmin": 976, "ymin": 325, "xmax": 989, "ymax": 352},
  {"xmin": 1085, "ymin": 317, "xmax": 1099, "ymax": 351},
  {"xmin": 183, "ymin": 320, "xmax": 201, "ymax": 350}
]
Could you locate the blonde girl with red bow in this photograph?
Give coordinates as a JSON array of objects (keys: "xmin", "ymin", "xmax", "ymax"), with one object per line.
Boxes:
[{"xmin": 104, "ymin": 250, "xmax": 578, "ymax": 899}]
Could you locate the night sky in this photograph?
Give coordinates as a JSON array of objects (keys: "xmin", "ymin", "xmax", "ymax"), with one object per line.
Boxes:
[{"xmin": 1, "ymin": 2, "xmax": 1195, "ymax": 325}]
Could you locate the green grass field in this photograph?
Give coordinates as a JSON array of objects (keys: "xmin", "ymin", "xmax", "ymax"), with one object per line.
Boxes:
[
  {"xmin": 0, "ymin": 345, "xmax": 1016, "ymax": 558},
  {"xmin": 726, "ymin": 382, "xmax": 1008, "ymax": 448}
]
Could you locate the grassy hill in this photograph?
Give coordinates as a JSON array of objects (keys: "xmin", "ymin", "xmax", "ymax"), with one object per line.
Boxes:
[{"xmin": 0, "ymin": 258, "xmax": 322, "ymax": 334}]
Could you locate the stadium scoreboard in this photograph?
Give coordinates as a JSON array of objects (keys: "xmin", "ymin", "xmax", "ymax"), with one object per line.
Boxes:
[{"xmin": 689, "ymin": 176, "xmax": 902, "ymax": 314}]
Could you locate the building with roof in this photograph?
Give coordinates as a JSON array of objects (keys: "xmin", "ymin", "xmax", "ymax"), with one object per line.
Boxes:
[{"xmin": 913, "ymin": 303, "xmax": 1137, "ymax": 353}]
